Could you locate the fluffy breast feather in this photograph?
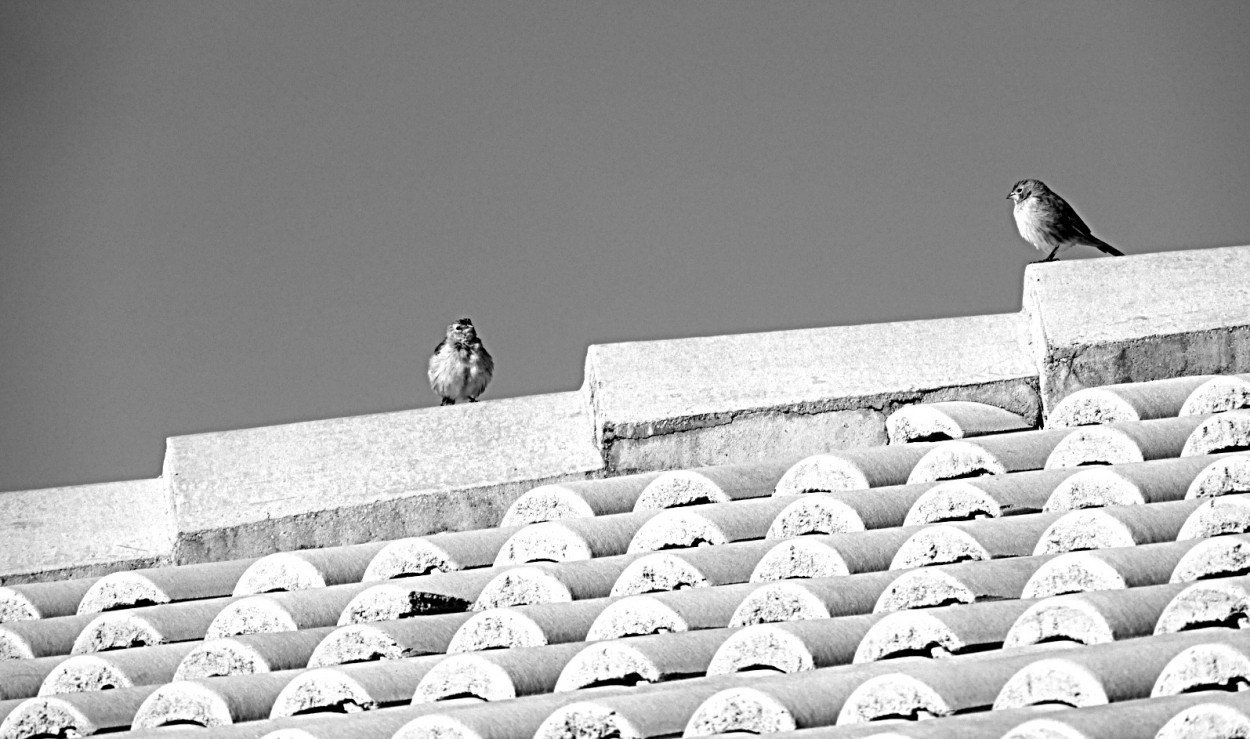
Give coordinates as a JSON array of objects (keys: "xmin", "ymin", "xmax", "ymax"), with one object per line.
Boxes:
[
  {"xmin": 428, "ymin": 341, "xmax": 493, "ymax": 402},
  {"xmin": 1014, "ymin": 198, "xmax": 1063, "ymax": 252}
]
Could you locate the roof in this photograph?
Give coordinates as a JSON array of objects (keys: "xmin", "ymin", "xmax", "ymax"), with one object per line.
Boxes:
[{"xmin": 2, "ymin": 245, "xmax": 1250, "ymax": 738}]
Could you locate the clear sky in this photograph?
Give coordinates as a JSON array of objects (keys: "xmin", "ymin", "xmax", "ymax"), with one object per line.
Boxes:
[{"xmin": 2, "ymin": 1, "xmax": 1249, "ymax": 493}]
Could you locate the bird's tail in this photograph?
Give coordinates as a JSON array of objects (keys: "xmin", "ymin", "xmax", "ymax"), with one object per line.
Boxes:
[{"xmin": 1088, "ymin": 237, "xmax": 1123, "ymax": 256}]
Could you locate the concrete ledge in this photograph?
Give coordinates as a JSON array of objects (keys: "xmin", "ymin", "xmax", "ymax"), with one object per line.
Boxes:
[
  {"xmin": 1023, "ymin": 244, "xmax": 1250, "ymax": 414},
  {"xmin": 585, "ymin": 312, "xmax": 1041, "ymax": 473},
  {"xmin": 0, "ymin": 479, "xmax": 173, "ymax": 585},
  {"xmin": 165, "ymin": 391, "xmax": 604, "ymax": 563}
]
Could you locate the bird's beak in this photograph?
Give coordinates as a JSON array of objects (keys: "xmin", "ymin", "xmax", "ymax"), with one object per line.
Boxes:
[{"xmin": 1006, "ymin": 194, "xmax": 1012, "ymax": 200}]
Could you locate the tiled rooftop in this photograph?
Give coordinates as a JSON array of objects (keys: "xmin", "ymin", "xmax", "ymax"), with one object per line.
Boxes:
[{"xmin": 3, "ymin": 246, "xmax": 1250, "ymax": 738}]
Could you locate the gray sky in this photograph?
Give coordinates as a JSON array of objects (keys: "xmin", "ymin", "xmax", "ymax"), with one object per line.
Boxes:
[{"xmin": 3, "ymin": 1, "xmax": 1249, "ymax": 492}]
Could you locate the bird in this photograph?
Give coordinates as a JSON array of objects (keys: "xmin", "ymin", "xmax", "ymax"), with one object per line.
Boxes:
[
  {"xmin": 428, "ymin": 317, "xmax": 494, "ymax": 406},
  {"xmin": 1007, "ymin": 179, "xmax": 1123, "ymax": 262}
]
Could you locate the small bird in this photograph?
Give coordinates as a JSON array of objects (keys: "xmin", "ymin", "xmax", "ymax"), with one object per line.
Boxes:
[
  {"xmin": 428, "ymin": 317, "xmax": 494, "ymax": 405},
  {"xmin": 1007, "ymin": 179, "xmax": 1123, "ymax": 262}
]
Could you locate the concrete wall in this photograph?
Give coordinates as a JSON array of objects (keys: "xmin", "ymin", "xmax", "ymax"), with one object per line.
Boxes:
[
  {"xmin": 0, "ymin": 478, "xmax": 172, "ymax": 585},
  {"xmin": 1023, "ymin": 245, "xmax": 1250, "ymax": 414},
  {"xmin": 166, "ymin": 391, "xmax": 605, "ymax": 564},
  {"xmin": 4, "ymin": 244, "xmax": 1248, "ymax": 580},
  {"xmin": 584, "ymin": 312, "xmax": 1041, "ymax": 473}
]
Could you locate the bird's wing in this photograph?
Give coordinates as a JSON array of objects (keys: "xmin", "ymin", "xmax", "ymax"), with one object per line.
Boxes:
[
  {"xmin": 1053, "ymin": 195, "xmax": 1096, "ymax": 239},
  {"xmin": 479, "ymin": 344, "xmax": 495, "ymax": 378},
  {"xmin": 1051, "ymin": 193, "xmax": 1120, "ymax": 253}
]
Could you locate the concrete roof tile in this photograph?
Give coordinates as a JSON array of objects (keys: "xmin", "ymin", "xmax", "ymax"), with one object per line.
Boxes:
[
  {"xmin": 876, "ymin": 556, "xmax": 1052, "ymax": 612},
  {"xmin": 0, "ymin": 685, "xmax": 159, "ymax": 739},
  {"xmin": 775, "ymin": 444, "xmax": 939, "ymax": 494},
  {"xmin": 306, "ymin": 613, "xmax": 475, "ymax": 667},
  {"xmin": 902, "ymin": 468, "xmax": 1083, "ymax": 524},
  {"xmin": 472, "ymin": 558, "xmax": 641, "ymax": 609},
  {"xmin": 1154, "ymin": 575, "xmax": 1250, "ymax": 634},
  {"xmin": 535, "ymin": 682, "xmax": 731, "ymax": 739},
  {"xmin": 1182, "ymin": 409, "xmax": 1250, "ymax": 456},
  {"xmin": 838, "ymin": 669, "xmax": 1010, "ymax": 724},
  {"xmin": 174, "ymin": 627, "xmax": 334, "ymax": 680},
  {"xmin": 553, "ymin": 629, "xmax": 731, "ymax": 692},
  {"xmin": 993, "ymin": 629, "xmax": 1250, "ymax": 710},
  {"xmin": 1152, "ymin": 641, "xmax": 1250, "ymax": 696},
  {"xmin": 446, "ymin": 601, "xmax": 607, "ymax": 652},
  {"xmin": 706, "ymin": 615, "xmax": 882, "ymax": 675},
  {"xmin": 1022, "ymin": 539, "xmax": 1208, "ymax": 598},
  {"xmin": 627, "ymin": 500, "xmax": 789, "ymax": 553},
  {"xmin": 0, "ymin": 613, "xmax": 99, "ymax": 660},
  {"xmin": 1180, "ymin": 373, "xmax": 1250, "ymax": 416},
  {"xmin": 1169, "ymin": 534, "xmax": 1250, "ymax": 583},
  {"xmin": 232, "ymin": 546, "xmax": 387, "ymax": 596},
  {"xmin": 908, "ymin": 428, "xmax": 1076, "ymax": 483},
  {"xmin": 890, "ymin": 514, "xmax": 1065, "ymax": 569},
  {"xmin": 0, "ymin": 579, "xmax": 99, "ymax": 623},
  {"xmin": 751, "ymin": 529, "xmax": 917, "ymax": 581},
  {"xmin": 1045, "ymin": 415, "xmax": 1209, "ymax": 468},
  {"xmin": 337, "ymin": 581, "xmax": 478, "ymax": 626},
  {"xmin": 495, "ymin": 512, "xmax": 660, "ymax": 566},
  {"xmin": 732, "ymin": 571, "xmax": 902, "ymax": 626},
  {"xmin": 1034, "ymin": 498, "xmax": 1213, "ymax": 555},
  {"xmin": 269, "ymin": 665, "xmax": 392, "ymax": 717},
  {"xmin": 1176, "ymin": 495, "xmax": 1250, "ymax": 539},
  {"xmin": 1047, "ymin": 376, "xmax": 1218, "ymax": 428},
  {"xmin": 394, "ymin": 692, "xmax": 632, "ymax": 739},
  {"xmin": 588, "ymin": 586, "xmax": 754, "ymax": 639},
  {"xmin": 1186, "ymin": 453, "xmax": 1250, "ymax": 498},
  {"xmin": 0, "ymin": 655, "xmax": 67, "ymax": 702},
  {"xmin": 1044, "ymin": 454, "xmax": 1234, "ymax": 510},
  {"xmin": 632, "ymin": 460, "xmax": 797, "ymax": 510},
  {"xmin": 415, "ymin": 642, "xmax": 589, "ymax": 703},
  {"xmin": 1155, "ymin": 697, "xmax": 1250, "ymax": 739},
  {"xmin": 131, "ymin": 671, "xmax": 305, "ymax": 728},
  {"xmin": 687, "ymin": 637, "xmax": 1189, "ymax": 734},
  {"xmin": 500, "ymin": 473, "xmax": 664, "ymax": 526},
  {"xmin": 887, "ymin": 401, "xmax": 1033, "ymax": 444},
  {"xmin": 39, "ymin": 641, "xmax": 196, "ymax": 695},
  {"xmin": 766, "ymin": 492, "xmax": 876, "ymax": 536},
  {"xmin": 854, "ymin": 599, "xmax": 1035, "ymax": 662},
  {"xmin": 612, "ymin": 541, "xmax": 778, "ymax": 594},
  {"xmin": 73, "ymin": 599, "xmax": 227, "ymax": 653},
  {"xmin": 1004, "ymin": 584, "xmax": 1188, "ymax": 648},
  {"xmin": 77, "ymin": 558, "xmax": 258, "ymax": 614},
  {"xmin": 361, "ymin": 528, "xmax": 523, "ymax": 580},
  {"xmin": 205, "ymin": 594, "xmax": 360, "ymax": 641},
  {"xmin": 781, "ymin": 692, "xmax": 1250, "ymax": 739}
]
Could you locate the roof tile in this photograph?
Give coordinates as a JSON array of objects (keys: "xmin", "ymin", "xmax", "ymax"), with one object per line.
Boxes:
[{"xmin": 887, "ymin": 400, "xmax": 1033, "ymax": 444}]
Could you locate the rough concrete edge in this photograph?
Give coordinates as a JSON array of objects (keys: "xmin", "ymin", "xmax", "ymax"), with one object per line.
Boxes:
[
  {"xmin": 170, "ymin": 469, "xmax": 601, "ymax": 565},
  {"xmin": 1023, "ymin": 263, "xmax": 1250, "ymax": 417},
  {"xmin": 584, "ymin": 372, "xmax": 1042, "ymax": 475},
  {"xmin": 0, "ymin": 477, "xmax": 177, "ymax": 586}
]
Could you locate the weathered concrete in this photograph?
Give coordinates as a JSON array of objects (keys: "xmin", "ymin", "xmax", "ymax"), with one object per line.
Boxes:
[
  {"xmin": 0, "ymin": 479, "xmax": 174, "ymax": 585},
  {"xmin": 164, "ymin": 391, "xmax": 605, "ymax": 563},
  {"xmin": 1023, "ymin": 244, "xmax": 1250, "ymax": 414},
  {"xmin": 1155, "ymin": 575, "xmax": 1250, "ymax": 634},
  {"xmin": 585, "ymin": 312, "xmax": 1041, "ymax": 473}
]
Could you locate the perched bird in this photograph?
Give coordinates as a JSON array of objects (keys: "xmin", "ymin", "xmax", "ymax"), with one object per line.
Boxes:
[
  {"xmin": 1007, "ymin": 179, "xmax": 1123, "ymax": 262},
  {"xmin": 428, "ymin": 317, "xmax": 494, "ymax": 405}
]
